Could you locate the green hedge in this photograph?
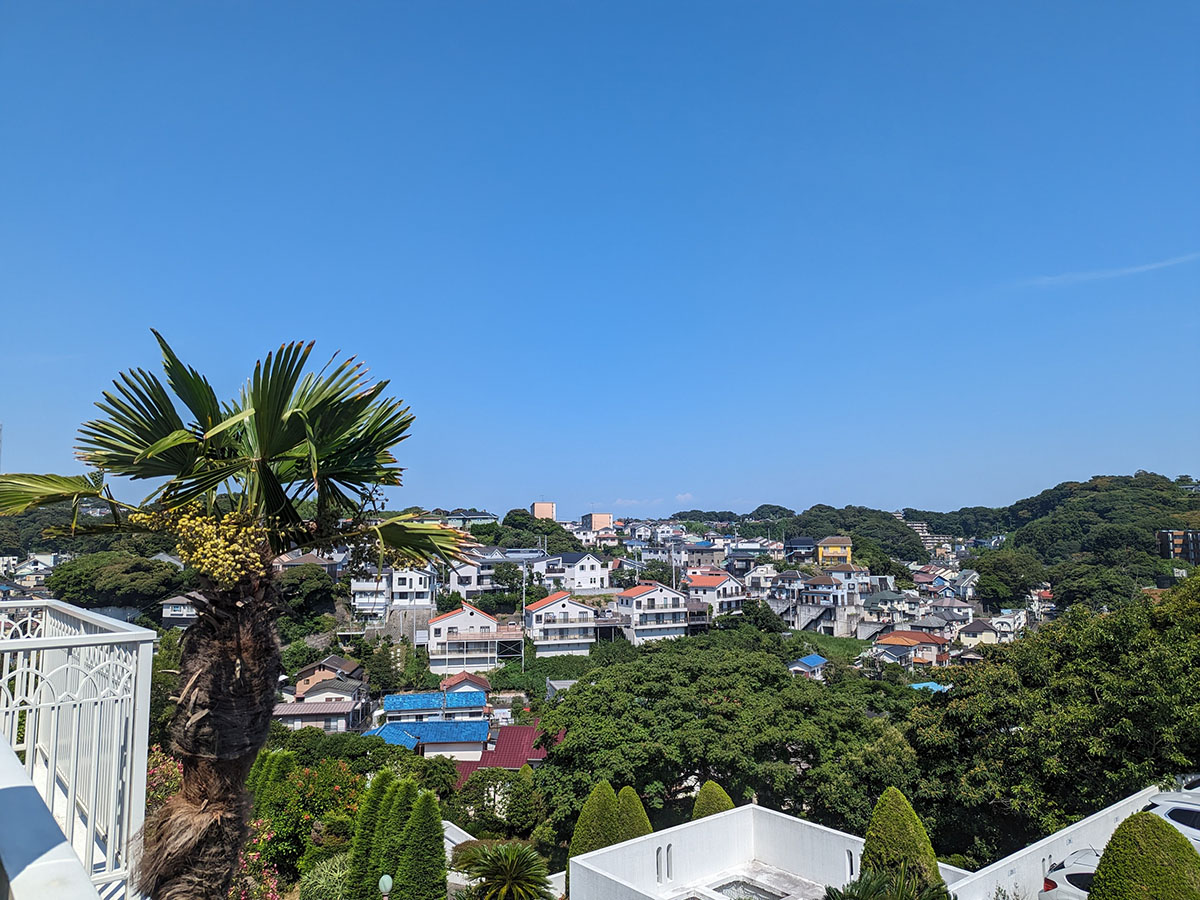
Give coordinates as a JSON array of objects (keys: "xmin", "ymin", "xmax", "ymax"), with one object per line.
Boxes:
[
  {"xmin": 1090, "ymin": 811, "xmax": 1200, "ymax": 900},
  {"xmin": 860, "ymin": 787, "xmax": 942, "ymax": 890},
  {"xmin": 692, "ymin": 780, "xmax": 735, "ymax": 820},
  {"xmin": 396, "ymin": 791, "xmax": 447, "ymax": 900}
]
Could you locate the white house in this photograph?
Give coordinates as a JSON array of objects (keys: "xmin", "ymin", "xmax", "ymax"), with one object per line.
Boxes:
[
  {"xmin": 159, "ymin": 594, "xmax": 198, "ymax": 628},
  {"xmin": 615, "ymin": 582, "xmax": 688, "ymax": 645},
  {"xmin": 524, "ymin": 591, "xmax": 597, "ymax": 657},
  {"xmin": 544, "ymin": 553, "xmax": 610, "ymax": 591},
  {"xmin": 685, "ymin": 572, "xmax": 745, "ymax": 617},
  {"xmin": 426, "ymin": 604, "xmax": 522, "ymax": 675},
  {"xmin": 351, "ymin": 566, "xmax": 436, "ymax": 618}
]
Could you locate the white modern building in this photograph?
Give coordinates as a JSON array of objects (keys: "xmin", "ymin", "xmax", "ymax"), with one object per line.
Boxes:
[
  {"xmin": 615, "ymin": 583, "xmax": 688, "ymax": 645},
  {"xmin": 544, "ymin": 553, "xmax": 610, "ymax": 592},
  {"xmin": 524, "ymin": 591, "xmax": 597, "ymax": 656},
  {"xmin": 426, "ymin": 604, "xmax": 523, "ymax": 675},
  {"xmin": 685, "ymin": 572, "xmax": 745, "ymax": 617},
  {"xmin": 570, "ymin": 790, "xmax": 1159, "ymax": 900},
  {"xmin": 350, "ymin": 566, "xmax": 436, "ymax": 618}
]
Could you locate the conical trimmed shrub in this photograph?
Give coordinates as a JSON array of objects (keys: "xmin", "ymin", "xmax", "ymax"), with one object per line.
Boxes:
[
  {"xmin": 346, "ymin": 768, "xmax": 395, "ymax": 900},
  {"xmin": 692, "ymin": 780, "xmax": 734, "ymax": 820},
  {"xmin": 383, "ymin": 778, "xmax": 419, "ymax": 873},
  {"xmin": 370, "ymin": 781, "xmax": 403, "ymax": 888},
  {"xmin": 1089, "ymin": 811, "xmax": 1200, "ymax": 900},
  {"xmin": 617, "ymin": 786, "xmax": 653, "ymax": 841},
  {"xmin": 860, "ymin": 787, "xmax": 942, "ymax": 891},
  {"xmin": 396, "ymin": 791, "xmax": 447, "ymax": 900},
  {"xmin": 569, "ymin": 780, "xmax": 620, "ymax": 858}
]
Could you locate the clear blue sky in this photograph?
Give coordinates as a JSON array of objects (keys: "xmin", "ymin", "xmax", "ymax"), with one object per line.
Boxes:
[{"xmin": 2, "ymin": 2, "xmax": 1197, "ymax": 520}]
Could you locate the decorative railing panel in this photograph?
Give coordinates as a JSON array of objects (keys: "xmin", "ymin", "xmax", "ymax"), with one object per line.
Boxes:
[{"xmin": 0, "ymin": 601, "xmax": 154, "ymax": 898}]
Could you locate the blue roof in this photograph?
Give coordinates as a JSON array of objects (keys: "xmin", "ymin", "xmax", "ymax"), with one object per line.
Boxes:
[
  {"xmin": 910, "ymin": 682, "xmax": 951, "ymax": 693},
  {"xmin": 789, "ymin": 654, "xmax": 828, "ymax": 669},
  {"xmin": 364, "ymin": 720, "xmax": 490, "ymax": 748},
  {"xmin": 382, "ymin": 690, "xmax": 486, "ymax": 712}
]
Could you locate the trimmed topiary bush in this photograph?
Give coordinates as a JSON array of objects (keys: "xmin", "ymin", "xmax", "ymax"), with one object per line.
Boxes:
[
  {"xmin": 345, "ymin": 768, "xmax": 395, "ymax": 900},
  {"xmin": 617, "ymin": 786, "xmax": 653, "ymax": 841},
  {"xmin": 1089, "ymin": 811, "xmax": 1200, "ymax": 900},
  {"xmin": 860, "ymin": 787, "xmax": 942, "ymax": 891},
  {"xmin": 396, "ymin": 791, "xmax": 447, "ymax": 900},
  {"xmin": 692, "ymin": 780, "xmax": 735, "ymax": 820},
  {"xmin": 569, "ymin": 780, "xmax": 620, "ymax": 858}
]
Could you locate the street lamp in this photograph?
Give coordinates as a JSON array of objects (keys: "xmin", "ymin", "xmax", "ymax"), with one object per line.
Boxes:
[{"xmin": 379, "ymin": 874, "xmax": 393, "ymax": 899}]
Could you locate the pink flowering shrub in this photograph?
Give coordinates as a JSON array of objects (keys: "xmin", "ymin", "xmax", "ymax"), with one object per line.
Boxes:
[
  {"xmin": 228, "ymin": 819, "xmax": 284, "ymax": 900},
  {"xmin": 146, "ymin": 744, "xmax": 183, "ymax": 816}
]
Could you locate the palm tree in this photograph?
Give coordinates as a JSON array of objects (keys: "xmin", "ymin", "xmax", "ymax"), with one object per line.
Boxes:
[
  {"xmin": 823, "ymin": 865, "xmax": 954, "ymax": 900},
  {"xmin": 0, "ymin": 332, "xmax": 471, "ymax": 900},
  {"xmin": 462, "ymin": 843, "xmax": 556, "ymax": 900}
]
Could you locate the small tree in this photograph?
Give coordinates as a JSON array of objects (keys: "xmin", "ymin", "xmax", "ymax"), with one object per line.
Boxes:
[
  {"xmin": 692, "ymin": 780, "xmax": 735, "ymax": 820},
  {"xmin": 298, "ymin": 852, "xmax": 351, "ymax": 900},
  {"xmin": 464, "ymin": 842, "xmax": 555, "ymax": 900},
  {"xmin": 617, "ymin": 786, "xmax": 653, "ymax": 841},
  {"xmin": 569, "ymin": 780, "xmax": 620, "ymax": 858},
  {"xmin": 370, "ymin": 781, "xmax": 404, "ymax": 888},
  {"xmin": 505, "ymin": 764, "xmax": 544, "ymax": 838},
  {"xmin": 346, "ymin": 769, "xmax": 395, "ymax": 900},
  {"xmin": 860, "ymin": 788, "xmax": 942, "ymax": 891},
  {"xmin": 1089, "ymin": 811, "xmax": 1200, "ymax": 900},
  {"xmin": 396, "ymin": 791, "xmax": 447, "ymax": 900},
  {"xmin": 382, "ymin": 778, "xmax": 419, "ymax": 874}
]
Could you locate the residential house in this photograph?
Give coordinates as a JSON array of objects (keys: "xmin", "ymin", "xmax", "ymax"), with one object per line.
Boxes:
[
  {"xmin": 816, "ymin": 536, "xmax": 853, "ymax": 566},
  {"xmin": 957, "ymin": 619, "xmax": 999, "ymax": 647},
  {"xmin": 453, "ymin": 722, "xmax": 552, "ymax": 786},
  {"xmin": 992, "ymin": 609, "xmax": 1027, "ymax": 643},
  {"xmin": 545, "ymin": 678, "xmax": 577, "ymax": 701},
  {"xmin": 685, "ymin": 572, "xmax": 745, "ymax": 617},
  {"xmin": 351, "ymin": 566, "xmax": 436, "ymax": 618},
  {"xmin": 544, "ymin": 553, "xmax": 610, "ymax": 591},
  {"xmin": 743, "ymin": 564, "xmax": 778, "ymax": 598},
  {"xmin": 672, "ymin": 543, "xmax": 725, "ymax": 570},
  {"xmin": 414, "ymin": 509, "xmax": 498, "ymax": 529},
  {"xmin": 788, "ymin": 654, "xmax": 828, "ymax": 681},
  {"xmin": 929, "ymin": 597, "xmax": 974, "ymax": 625},
  {"xmin": 292, "ymin": 655, "xmax": 365, "ymax": 700},
  {"xmin": 524, "ymin": 591, "xmax": 597, "ymax": 656},
  {"xmin": 363, "ymin": 720, "xmax": 490, "ymax": 759},
  {"xmin": 955, "ymin": 569, "xmax": 980, "ymax": 600},
  {"xmin": 382, "ymin": 689, "xmax": 488, "ymax": 723},
  {"xmin": 159, "ymin": 594, "xmax": 198, "ymax": 629},
  {"xmin": 870, "ymin": 630, "xmax": 950, "ymax": 669},
  {"xmin": 427, "ymin": 604, "xmax": 519, "ymax": 674},
  {"xmin": 272, "ymin": 699, "xmax": 365, "ymax": 734},
  {"xmin": 784, "ymin": 537, "xmax": 816, "ymax": 562},
  {"xmin": 907, "ymin": 614, "xmax": 956, "ymax": 641},
  {"xmin": 273, "ymin": 552, "xmax": 339, "ymax": 578},
  {"xmin": 440, "ymin": 672, "xmax": 491, "ymax": 694},
  {"xmin": 616, "ymin": 582, "xmax": 688, "ymax": 645}
]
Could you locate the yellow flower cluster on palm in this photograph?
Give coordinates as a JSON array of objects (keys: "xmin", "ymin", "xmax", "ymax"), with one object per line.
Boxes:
[{"xmin": 131, "ymin": 507, "xmax": 269, "ymax": 588}]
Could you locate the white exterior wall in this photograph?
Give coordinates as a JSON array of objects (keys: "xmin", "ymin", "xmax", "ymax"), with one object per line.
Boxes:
[
  {"xmin": 526, "ymin": 596, "xmax": 596, "ymax": 657},
  {"xmin": 423, "ymin": 741, "xmax": 484, "ymax": 761}
]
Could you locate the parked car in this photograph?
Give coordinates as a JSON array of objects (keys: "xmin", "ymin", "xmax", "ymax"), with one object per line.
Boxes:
[
  {"xmin": 1143, "ymin": 791, "xmax": 1200, "ymax": 851},
  {"xmin": 1039, "ymin": 849, "xmax": 1100, "ymax": 899}
]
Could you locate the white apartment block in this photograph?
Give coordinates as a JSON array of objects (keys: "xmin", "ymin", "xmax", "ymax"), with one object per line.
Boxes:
[
  {"xmin": 350, "ymin": 567, "xmax": 436, "ymax": 618},
  {"xmin": 616, "ymin": 582, "xmax": 688, "ymax": 645},
  {"xmin": 524, "ymin": 591, "xmax": 597, "ymax": 657}
]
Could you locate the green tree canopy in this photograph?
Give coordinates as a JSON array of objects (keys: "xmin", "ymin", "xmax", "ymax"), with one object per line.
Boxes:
[
  {"xmin": 1089, "ymin": 811, "xmax": 1200, "ymax": 900},
  {"xmin": 860, "ymin": 788, "xmax": 942, "ymax": 891},
  {"xmin": 692, "ymin": 780, "xmax": 735, "ymax": 819},
  {"xmin": 45, "ymin": 550, "xmax": 188, "ymax": 609}
]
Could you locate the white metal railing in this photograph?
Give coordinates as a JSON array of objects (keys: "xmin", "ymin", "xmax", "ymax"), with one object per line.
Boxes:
[{"xmin": 0, "ymin": 601, "xmax": 154, "ymax": 898}]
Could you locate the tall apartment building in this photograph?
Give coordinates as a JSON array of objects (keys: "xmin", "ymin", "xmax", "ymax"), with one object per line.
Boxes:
[
  {"xmin": 1158, "ymin": 529, "xmax": 1200, "ymax": 565},
  {"xmin": 531, "ymin": 501, "xmax": 557, "ymax": 520},
  {"xmin": 581, "ymin": 512, "xmax": 613, "ymax": 531}
]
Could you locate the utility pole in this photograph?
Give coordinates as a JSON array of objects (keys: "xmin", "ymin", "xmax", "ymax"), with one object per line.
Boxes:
[{"xmin": 520, "ymin": 560, "xmax": 527, "ymax": 673}]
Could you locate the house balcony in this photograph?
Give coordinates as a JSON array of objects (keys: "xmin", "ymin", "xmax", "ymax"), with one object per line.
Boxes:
[{"xmin": 0, "ymin": 600, "xmax": 156, "ymax": 899}]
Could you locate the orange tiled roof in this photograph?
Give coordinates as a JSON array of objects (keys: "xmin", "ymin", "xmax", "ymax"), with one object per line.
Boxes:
[
  {"xmin": 429, "ymin": 602, "xmax": 497, "ymax": 624},
  {"xmin": 526, "ymin": 591, "xmax": 572, "ymax": 613}
]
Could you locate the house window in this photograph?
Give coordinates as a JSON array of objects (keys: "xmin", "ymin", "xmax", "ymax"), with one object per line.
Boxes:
[
  {"xmin": 656, "ymin": 847, "xmax": 663, "ymax": 883},
  {"xmin": 434, "ymin": 628, "xmax": 441, "ymax": 637},
  {"xmin": 666, "ymin": 844, "xmax": 673, "ymax": 880}
]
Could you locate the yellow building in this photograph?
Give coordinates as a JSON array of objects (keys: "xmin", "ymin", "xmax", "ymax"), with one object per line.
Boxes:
[
  {"xmin": 816, "ymin": 535, "xmax": 853, "ymax": 566},
  {"xmin": 530, "ymin": 501, "xmax": 557, "ymax": 521}
]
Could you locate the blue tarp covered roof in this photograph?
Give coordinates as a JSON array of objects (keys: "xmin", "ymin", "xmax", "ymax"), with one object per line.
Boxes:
[
  {"xmin": 910, "ymin": 682, "xmax": 951, "ymax": 693},
  {"xmin": 382, "ymin": 690, "xmax": 487, "ymax": 712},
  {"xmin": 790, "ymin": 654, "xmax": 828, "ymax": 669},
  {"xmin": 364, "ymin": 719, "xmax": 491, "ymax": 748}
]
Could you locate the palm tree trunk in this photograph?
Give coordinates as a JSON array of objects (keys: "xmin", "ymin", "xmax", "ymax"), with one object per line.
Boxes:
[{"xmin": 137, "ymin": 576, "xmax": 282, "ymax": 900}]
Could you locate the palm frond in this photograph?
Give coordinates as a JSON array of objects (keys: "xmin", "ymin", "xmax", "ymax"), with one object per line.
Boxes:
[
  {"xmin": 363, "ymin": 515, "xmax": 474, "ymax": 565},
  {"xmin": 0, "ymin": 474, "xmax": 105, "ymax": 515},
  {"xmin": 152, "ymin": 330, "xmax": 224, "ymax": 434}
]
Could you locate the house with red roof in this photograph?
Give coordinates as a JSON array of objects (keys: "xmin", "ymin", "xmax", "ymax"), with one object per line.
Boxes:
[
  {"xmin": 616, "ymin": 582, "xmax": 688, "ymax": 645},
  {"xmin": 524, "ymin": 591, "xmax": 597, "ymax": 657},
  {"xmin": 685, "ymin": 571, "xmax": 745, "ymax": 617},
  {"xmin": 453, "ymin": 723, "xmax": 555, "ymax": 787},
  {"xmin": 426, "ymin": 604, "xmax": 523, "ymax": 675},
  {"xmin": 868, "ymin": 629, "xmax": 950, "ymax": 669}
]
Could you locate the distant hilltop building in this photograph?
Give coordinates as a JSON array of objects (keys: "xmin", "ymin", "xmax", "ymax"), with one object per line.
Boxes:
[
  {"xmin": 1158, "ymin": 529, "xmax": 1200, "ymax": 566},
  {"xmin": 581, "ymin": 512, "xmax": 613, "ymax": 531},
  {"xmin": 531, "ymin": 501, "xmax": 557, "ymax": 520}
]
